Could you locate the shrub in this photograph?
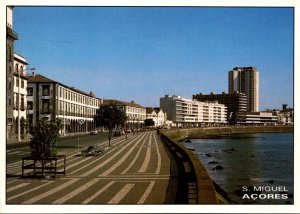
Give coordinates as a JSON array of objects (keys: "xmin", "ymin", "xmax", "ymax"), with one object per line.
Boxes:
[{"xmin": 29, "ymin": 119, "xmax": 61, "ymax": 160}]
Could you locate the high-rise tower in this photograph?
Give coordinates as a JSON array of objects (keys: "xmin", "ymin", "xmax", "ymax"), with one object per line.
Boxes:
[{"xmin": 228, "ymin": 67, "xmax": 259, "ymax": 112}]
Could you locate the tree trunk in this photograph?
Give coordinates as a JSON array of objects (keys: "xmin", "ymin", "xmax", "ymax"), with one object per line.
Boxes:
[
  {"xmin": 108, "ymin": 130, "xmax": 112, "ymax": 147},
  {"xmin": 125, "ymin": 123, "xmax": 128, "ymax": 139}
]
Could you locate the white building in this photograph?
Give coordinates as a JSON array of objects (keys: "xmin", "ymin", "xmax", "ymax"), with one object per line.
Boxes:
[
  {"xmin": 233, "ymin": 111, "xmax": 277, "ymax": 125},
  {"xmin": 160, "ymin": 95, "xmax": 227, "ymax": 127},
  {"xmin": 264, "ymin": 104, "xmax": 294, "ymax": 125},
  {"xmin": 27, "ymin": 73, "xmax": 102, "ymax": 135},
  {"xmin": 146, "ymin": 108, "xmax": 166, "ymax": 127},
  {"xmin": 13, "ymin": 53, "xmax": 28, "ymax": 139},
  {"xmin": 103, "ymin": 100, "xmax": 146, "ymax": 129}
]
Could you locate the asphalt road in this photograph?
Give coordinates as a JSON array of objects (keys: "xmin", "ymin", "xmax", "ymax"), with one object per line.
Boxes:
[{"xmin": 6, "ymin": 131, "xmax": 196, "ymax": 204}]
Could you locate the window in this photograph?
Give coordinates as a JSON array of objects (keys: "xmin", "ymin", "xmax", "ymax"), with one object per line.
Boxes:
[
  {"xmin": 27, "ymin": 87, "xmax": 33, "ymax": 96},
  {"xmin": 15, "ymin": 63, "xmax": 18, "ymax": 73},
  {"xmin": 27, "ymin": 101, "xmax": 33, "ymax": 110},
  {"xmin": 8, "ymin": 98, "xmax": 11, "ymax": 107},
  {"xmin": 16, "ymin": 78, "xmax": 19, "ymax": 87},
  {"xmin": 21, "ymin": 95, "xmax": 25, "ymax": 110},
  {"xmin": 42, "ymin": 85, "xmax": 50, "ymax": 96},
  {"xmin": 42, "ymin": 99, "xmax": 50, "ymax": 114},
  {"xmin": 21, "ymin": 80, "xmax": 24, "ymax": 88}
]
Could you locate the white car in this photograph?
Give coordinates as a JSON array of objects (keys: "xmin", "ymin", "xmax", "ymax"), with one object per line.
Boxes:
[{"xmin": 90, "ymin": 130, "xmax": 98, "ymax": 135}]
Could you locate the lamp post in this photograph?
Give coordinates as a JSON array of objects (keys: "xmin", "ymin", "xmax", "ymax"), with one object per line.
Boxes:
[
  {"xmin": 18, "ymin": 66, "xmax": 35, "ymax": 142},
  {"xmin": 85, "ymin": 96, "xmax": 88, "ymax": 133}
]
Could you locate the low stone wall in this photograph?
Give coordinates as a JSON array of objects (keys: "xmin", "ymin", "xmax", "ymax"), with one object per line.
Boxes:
[
  {"xmin": 164, "ymin": 125, "xmax": 293, "ymax": 140},
  {"xmin": 161, "ymin": 132, "xmax": 218, "ymax": 204}
]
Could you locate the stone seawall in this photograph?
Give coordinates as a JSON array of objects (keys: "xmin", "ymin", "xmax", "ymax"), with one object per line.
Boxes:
[
  {"xmin": 163, "ymin": 125, "xmax": 293, "ymax": 140},
  {"xmin": 160, "ymin": 133, "xmax": 219, "ymax": 204}
]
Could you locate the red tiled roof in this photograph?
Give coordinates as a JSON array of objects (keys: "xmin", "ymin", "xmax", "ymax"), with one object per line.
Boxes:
[
  {"xmin": 28, "ymin": 74, "xmax": 101, "ymax": 99},
  {"xmin": 103, "ymin": 99, "xmax": 145, "ymax": 109},
  {"xmin": 28, "ymin": 74, "xmax": 56, "ymax": 83},
  {"xmin": 146, "ymin": 108, "xmax": 155, "ymax": 114}
]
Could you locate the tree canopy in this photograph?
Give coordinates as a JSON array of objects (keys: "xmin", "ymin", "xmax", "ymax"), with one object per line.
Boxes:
[
  {"xmin": 144, "ymin": 119, "xmax": 155, "ymax": 127},
  {"xmin": 94, "ymin": 105, "xmax": 127, "ymax": 146},
  {"xmin": 94, "ymin": 105, "xmax": 127, "ymax": 130}
]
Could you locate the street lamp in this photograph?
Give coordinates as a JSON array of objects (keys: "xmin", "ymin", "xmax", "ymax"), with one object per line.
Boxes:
[
  {"xmin": 85, "ymin": 96, "xmax": 88, "ymax": 133},
  {"xmin": 18, "ymin": 66, "xmax": 35, "ymax": 142}
]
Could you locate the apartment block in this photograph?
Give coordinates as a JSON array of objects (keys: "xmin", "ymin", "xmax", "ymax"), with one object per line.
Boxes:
[
  {"xmin": 193, "ymin": 91, "xmax": 247, "ymax": 124},
  {"xmin": 160, "ymin": 95, "xmax": 227, "ymax": 127}
]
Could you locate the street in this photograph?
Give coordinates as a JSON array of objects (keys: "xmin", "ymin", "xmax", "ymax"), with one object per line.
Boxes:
[{"xmin": 6, "ymin": 131, "xmax": 195, "ymax": 204}]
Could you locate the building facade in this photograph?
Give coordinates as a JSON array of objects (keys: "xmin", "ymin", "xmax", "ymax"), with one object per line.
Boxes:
[
  {"xmin": 228, "ymin": 67, "xmax": 259, "ymax": 112},
  {"xmin": 160, "ymin": 95, "xmax": 227, "ymax": 127},
  {"xmin": 146, "ymin": 108, "xmax": 166, "ymax": 127},
  {"xmin": 193, "ymin": 91, "xmax": 247, "ymax": 124},
  {"xmin": 103, "ymin": 100, "xmax": 146, "ymax": 129},
  {"xmin": 27, "ymin": 74, "xmax": 102, "ymax": 135},
  {"xmin": 232, "ymin": 112, "xmax": 277, "ymax": 125},
  {"xmin": 7, "ymin": 6, "xmax": 19, "ymax": 143},
  {"xmin": 264, "ymin": 104, "xmax": 294, "ymax": 125},
  {"xmin": 13, "ymin": 53, "xmax": 28, "ymax": 140}
]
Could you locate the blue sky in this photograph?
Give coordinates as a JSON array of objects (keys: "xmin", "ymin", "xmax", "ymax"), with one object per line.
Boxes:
[{"xmin": 13, "ymin": 7, "xmax": 294, "ymax": 110}]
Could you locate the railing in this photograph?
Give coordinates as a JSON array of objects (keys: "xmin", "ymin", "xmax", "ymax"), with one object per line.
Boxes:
[{"xmin": 160, "ymin": 133, "xmax": 218, "ymax": 204}]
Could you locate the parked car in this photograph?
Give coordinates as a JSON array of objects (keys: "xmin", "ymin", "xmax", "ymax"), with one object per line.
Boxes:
[
  {"xmin": 90, "ymin": 130, "xmax": 98, "ymax": 135},
  {"xmin": 81, "ymin": 144, "xmax": 103, "ymax": 156},
  {"xmin": 114, "ymin": 129, "xmax": 125, "ymax": 136}
]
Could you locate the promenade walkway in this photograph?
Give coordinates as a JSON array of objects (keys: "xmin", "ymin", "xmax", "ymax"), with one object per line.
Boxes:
[{"xmin": 6, "ymin": 131, "xmax": 204, "ymax": 204}]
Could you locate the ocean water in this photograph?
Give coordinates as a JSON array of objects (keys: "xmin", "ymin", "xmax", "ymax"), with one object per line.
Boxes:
[{"xmin": 183, "ymin": 132, "xmax": 294, "ymax": 204}]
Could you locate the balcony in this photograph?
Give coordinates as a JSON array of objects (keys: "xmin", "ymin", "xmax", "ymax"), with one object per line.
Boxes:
[{"xmin": 7, "ymin": 26, "xmax": 18, "ymax": 40}]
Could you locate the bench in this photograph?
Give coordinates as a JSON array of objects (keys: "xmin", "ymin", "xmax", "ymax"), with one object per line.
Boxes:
[{"xmin": 81, "ymin": 145, "xmax": 104, "ymax": 156}]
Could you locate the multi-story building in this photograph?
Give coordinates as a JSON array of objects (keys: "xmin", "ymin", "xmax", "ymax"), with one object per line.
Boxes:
[
  {"xmin": 160, "ymin": 95, "xmax": 227, "ymax": 127},
  {"xmin": 146, "ymin": 107, "xmax": 166, "ymax": 127},
  {"xmin": 264, "ymin": 104, "xmax": 294, "ymax": 125},
  {"xmin": 228, "ymin": 67, "xmax": 259, "ymax": 112},
  {"xmin": 27, "ymin": 73, "xmax": 102, "ymax": 135},
  {"xmin": 13, "ymin": 53, "xmax": 28, "ymax": 140},
  {"xmin": 193, "ymin": 91, "xmax": 247, "ymax": 124},
  {"xmin": 103, "ymin": 100, "xmax": 146, "ymax": 129},
  {"xmin": 7, "ymin": 6, "xmax": 19, "ymax": 143},
  {"xmin": 232, "ymin": 111, "xmax": 277, "ymax": 125}
]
